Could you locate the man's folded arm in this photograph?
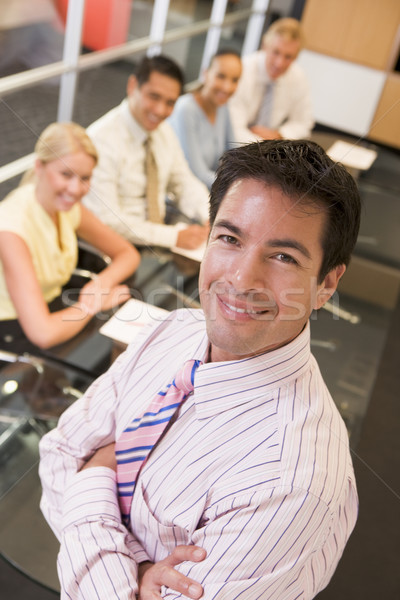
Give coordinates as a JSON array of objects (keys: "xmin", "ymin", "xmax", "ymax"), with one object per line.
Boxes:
[{"xmin": 58, "ymin": 467, "xmax": 149, "ymax": 600}]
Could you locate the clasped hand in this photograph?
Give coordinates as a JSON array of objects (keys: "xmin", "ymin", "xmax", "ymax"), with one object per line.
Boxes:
[
  {"xmin": 176, "ymin": 224, "xmax": 209, "ymax": 250},
  {"xmin": 77, "ymin": 279, "xmax": 131, "ymax": 316},
  {"xmin": 250, "ymin": 125, "xmax": 282, "ymax": 140},
  {"xmin": 139, "ymin": 546, "xmax": 206, "ymax": 600}
]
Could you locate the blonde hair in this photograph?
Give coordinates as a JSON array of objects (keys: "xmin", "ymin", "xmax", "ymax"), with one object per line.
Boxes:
[
  {"xmin": 20, "ymin": 121, "xmax": 98, "ymax": 185},
  {"xmin": 262, "ymin": 17, "xmax": 304, "ymax": 48}
]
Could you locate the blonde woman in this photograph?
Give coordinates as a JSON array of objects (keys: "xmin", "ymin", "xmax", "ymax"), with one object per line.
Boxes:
[
  {"xmin": 0, "ymin": 122, "xmax": 140, "ymax": 352},
  {"xmin": 169, "ymin": 49, "xmax": 242, "ymax": 190}
]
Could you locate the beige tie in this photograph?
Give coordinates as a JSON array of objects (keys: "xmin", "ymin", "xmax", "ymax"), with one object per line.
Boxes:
[{"xmin": 144, "ymin": 136, "xmax": 162, "ymax": 223}]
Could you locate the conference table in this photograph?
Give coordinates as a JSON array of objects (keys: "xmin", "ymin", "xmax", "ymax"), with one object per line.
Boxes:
[{"xmin": 1, "ymin": 131, "xmax": 399, "ymax": 594}]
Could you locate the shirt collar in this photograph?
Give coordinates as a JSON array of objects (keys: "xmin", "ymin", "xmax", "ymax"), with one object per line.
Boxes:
[
  {"xmin": 120, "ymin": 98, "xmax": 148, "ymax": 144},
  {"xmin": 193, "ymin": 322, "xmax": 312, "ymax": 419}
]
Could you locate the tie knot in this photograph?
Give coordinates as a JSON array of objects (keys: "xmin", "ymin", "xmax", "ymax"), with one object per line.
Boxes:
[{"xmin": 173, "ymin": 359, "xmax": 202, "ymax": 394}]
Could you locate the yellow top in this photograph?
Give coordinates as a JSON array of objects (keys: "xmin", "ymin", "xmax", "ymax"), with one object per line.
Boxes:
[{"xmin": 0, "ymin": 183, "xmax": 81, "ymax": 319}]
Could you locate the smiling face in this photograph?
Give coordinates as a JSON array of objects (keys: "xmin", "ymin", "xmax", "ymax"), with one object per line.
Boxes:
[
  {"xmin": 35, "ymin": 151, "xmax": 95, "ymax": 217},
  {"xmin": 264, "ymin": 34, "xmax": 301, "ymax": 80},
  {"xmin": 199, "ymin": 178, "xmax": 345, "ymax": 363},
  {"xmin": 202, "ymin": 53, "xmax": 242, "ymax": 106},
  {"xmin": 127, "ymin": 70, "xmax": 181, "ymax": 131}
]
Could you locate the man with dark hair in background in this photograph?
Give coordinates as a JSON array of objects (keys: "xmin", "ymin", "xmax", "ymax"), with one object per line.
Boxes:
[{"xmin": 83, "ymin": 54, "xmax": 209, "ymax": 251}]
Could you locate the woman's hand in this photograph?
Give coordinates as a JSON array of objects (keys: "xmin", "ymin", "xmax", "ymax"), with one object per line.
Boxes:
[{"xmin": 78, "ymin": 279, "xmax": 131, "ymax": 316}]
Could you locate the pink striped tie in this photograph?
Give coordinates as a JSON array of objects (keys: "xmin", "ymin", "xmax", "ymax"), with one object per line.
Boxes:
[{"xmin": 116, "ymin": 359, "xmax": 202, "ymax": 526}]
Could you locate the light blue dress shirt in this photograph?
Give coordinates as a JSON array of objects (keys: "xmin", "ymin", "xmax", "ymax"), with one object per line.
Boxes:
[{"xmin": 169, "ymin": 93, "xmax": 236, "ymax": 190}]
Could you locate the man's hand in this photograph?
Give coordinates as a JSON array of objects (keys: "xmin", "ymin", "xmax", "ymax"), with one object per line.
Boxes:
[
  {"xmin": 139, "ymin": 545, "xmax": 206, "ymax": 600},
  {"xmin": 80, "ymin": 442, "xmax": 117, "ymax": 472},
  {"xmin": 176, "ymin": 225, "xmax": 209, "ymax": 250},
  {"xmin": 250, "ymin": 125, "xmax": 282, "ymax": 140}
]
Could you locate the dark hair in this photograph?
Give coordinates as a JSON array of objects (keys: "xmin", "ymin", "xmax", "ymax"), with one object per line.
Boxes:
[
  {"xmin": 135, "ymin": 54, "xmax": 184, "ymax": 93},
  {"xmin": 209, "ymin": 139, "xmax": 362, "ymax": 282},
  {"xmin": 210, "ymin": 47, "xmax": 242, "ymax": 63}
]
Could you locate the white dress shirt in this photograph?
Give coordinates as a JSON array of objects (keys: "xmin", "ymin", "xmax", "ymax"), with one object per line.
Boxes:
[
  {"xmin": 83, "ymin": 100, "xmax": 210, "ymax": 248},
  {"xmin": 229, "ymin": 51, "xmax": 314, "ymax": 143},
  {"xmin": 39, "ymin": 309, "xmax": 357, "ymax": 600}
]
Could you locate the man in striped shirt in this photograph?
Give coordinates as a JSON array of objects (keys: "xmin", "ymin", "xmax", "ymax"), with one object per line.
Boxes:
[{"xmin": 39, "ymin": 140, "xmax": 361, "ymax": 600}]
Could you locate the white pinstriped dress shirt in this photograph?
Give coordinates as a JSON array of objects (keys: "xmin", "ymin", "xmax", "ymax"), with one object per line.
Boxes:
[{"xmin": 39, "ymin": 309, "xmax": 358, "ymax": 599}]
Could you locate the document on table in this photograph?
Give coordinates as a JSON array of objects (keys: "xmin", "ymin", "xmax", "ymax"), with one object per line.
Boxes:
[
  {"xmin": 327, "ymin": 140, "xmax": 377, "ymax": 170},
  {"xmin": 171, "ymin": 242, "xmax": 207, "ymax": 263},
  {"xmin": 100, "ymin": 299, "xmax": 169, "ymax": 345}
]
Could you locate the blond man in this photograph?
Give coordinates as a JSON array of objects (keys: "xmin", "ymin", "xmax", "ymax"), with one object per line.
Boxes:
[{"xmin": 229, "ymin": 17, "xmax": 314, "ymax": 142}]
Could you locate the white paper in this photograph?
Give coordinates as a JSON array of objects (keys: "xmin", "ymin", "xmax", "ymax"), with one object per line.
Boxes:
[
  {"xmin": 327, "ymin": 140, "xmax": 377, "ymax": 170},
  {"xmin": 99, "ymin": 299, "xmax": 169, "ymax": 345},
  {"xmin": 171, "ymin": 242, "xmax": 207, "ymax": 263}
]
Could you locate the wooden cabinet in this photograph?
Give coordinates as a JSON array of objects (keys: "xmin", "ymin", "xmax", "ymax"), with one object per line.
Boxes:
[
  {"xmin": 301, "ymin": 0, "xmax": 400, "ymax": 70},
  {"xmin": 368, "ymin": 74, "xmax": 400, "ymax": 147}
]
